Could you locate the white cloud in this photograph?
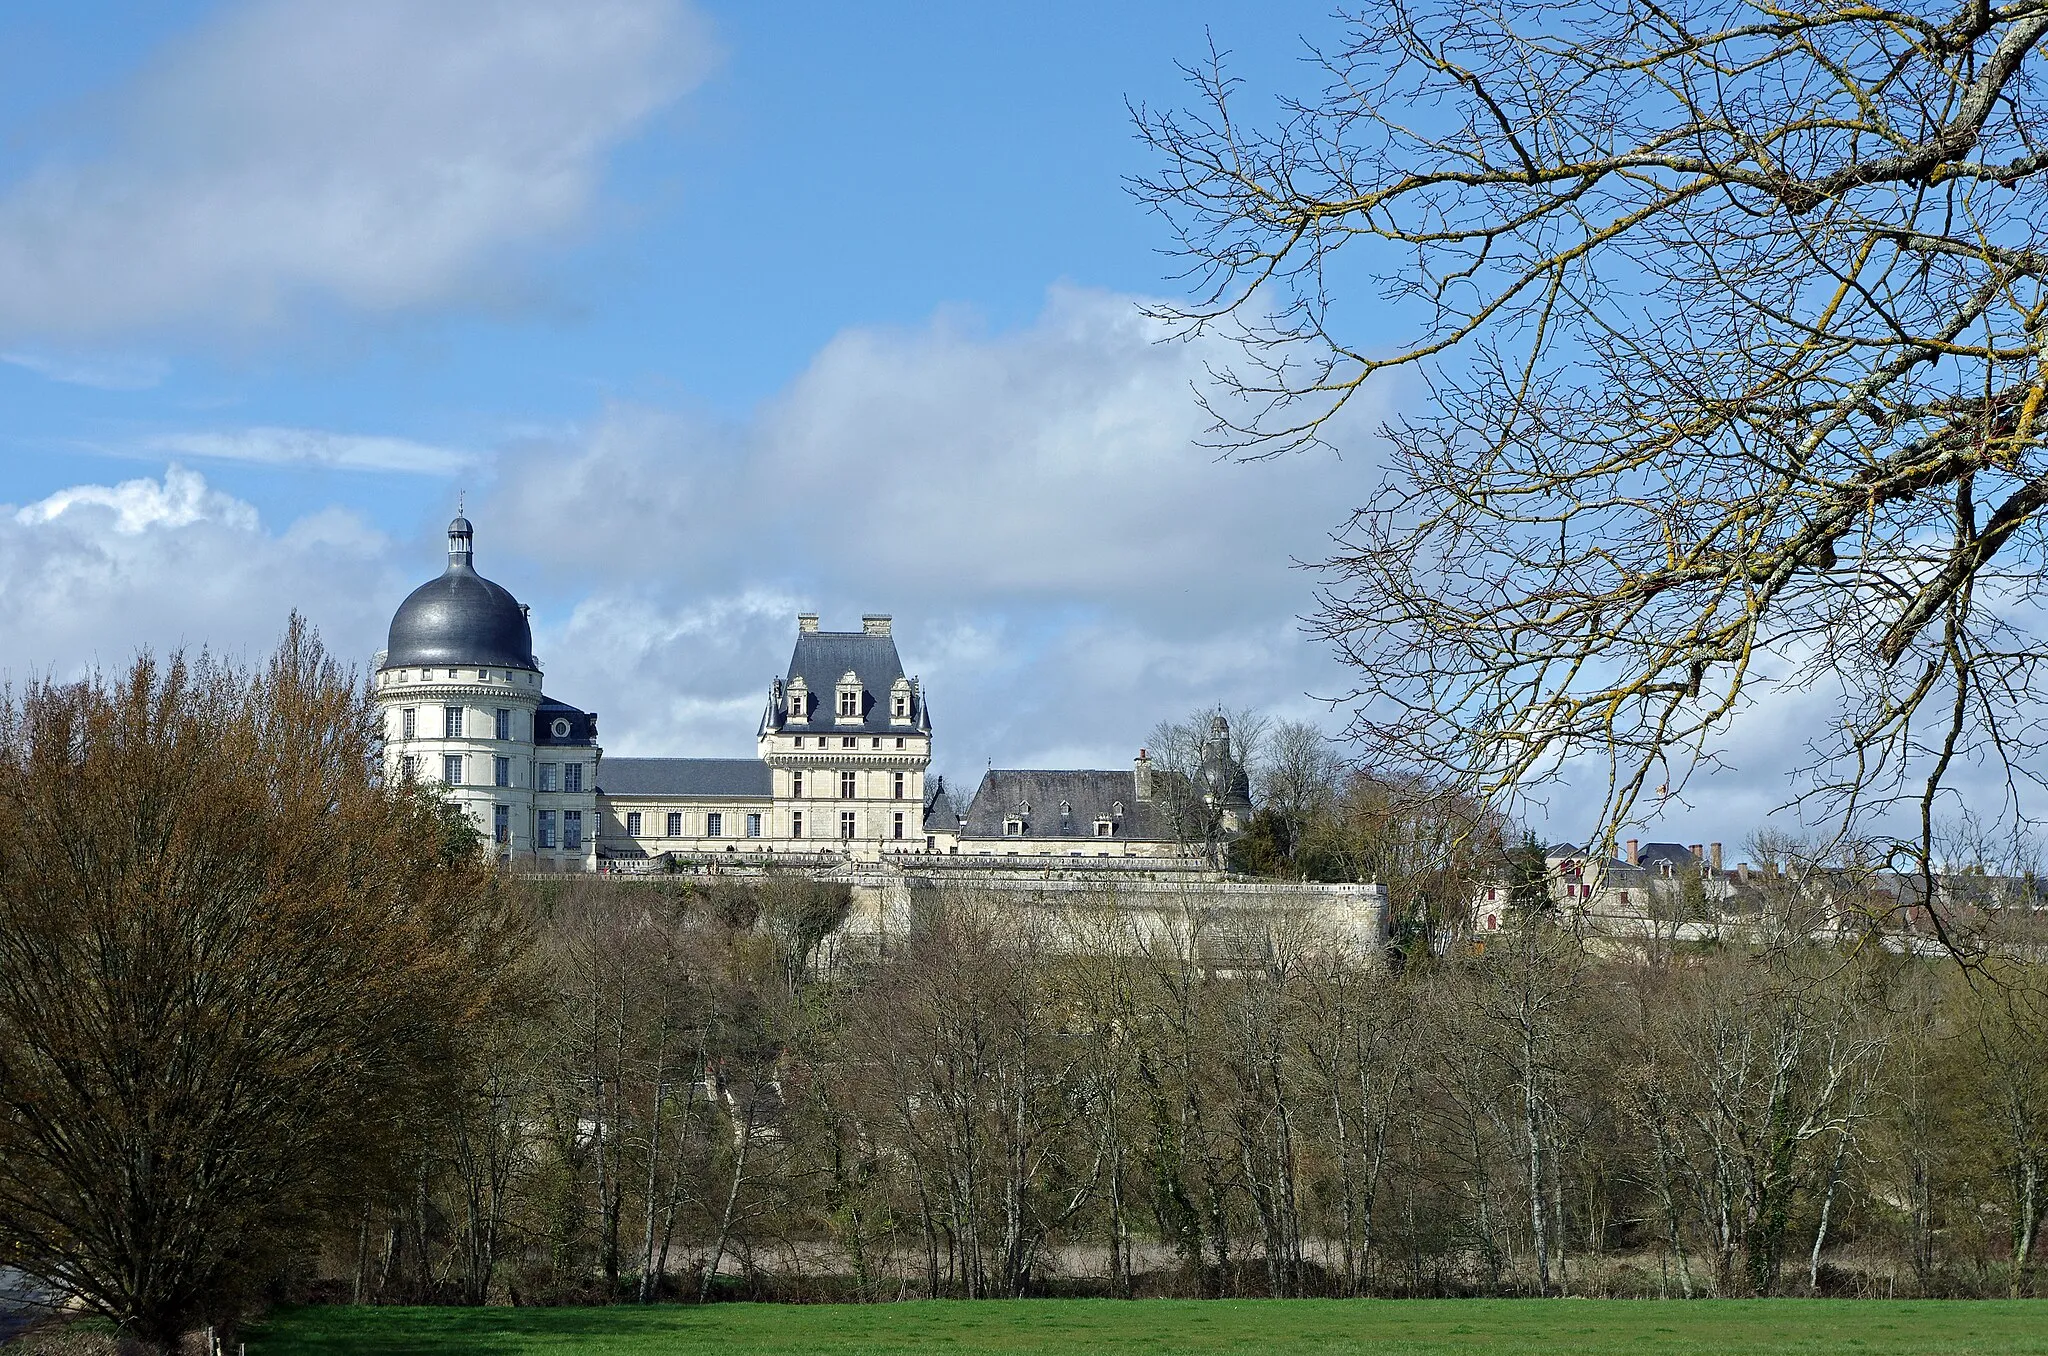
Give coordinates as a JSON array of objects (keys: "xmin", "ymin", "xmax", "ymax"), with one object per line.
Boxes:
[
  {"xmin": 0, "ymin": 0, "xmax": 714, "ymax": 340},
  {"xmin": 142, "ymin": 427, "xmax": 478, "ymax": 475},
  {"xmin": 0, "ymin": 466, "xmax": 398, "ymax": 682},
  {"xmin": 1, "ymin": 350, "xmax": 167, "ymax": 389},
  {"xmin": 484, "ymin": 287, "xmax": 1373, "ymax": 768}
]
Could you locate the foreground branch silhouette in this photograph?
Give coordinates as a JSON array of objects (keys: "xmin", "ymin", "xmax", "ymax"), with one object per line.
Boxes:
[{"xmin": 1138, "ymin": 0, "xmax": 2048, "ymax": 860}]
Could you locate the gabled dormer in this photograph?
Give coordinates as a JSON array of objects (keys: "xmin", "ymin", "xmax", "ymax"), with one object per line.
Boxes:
[
  {"xmin": 786, "ymin": 675, "xmax": 810, "ymax": 725},
  {"xmin": 834, "ymin": 670, "xmax": 864, "ymax": 725},
  {"xmin": 890, "ymin": 676, "xmax": 914, "ymax": 725}
]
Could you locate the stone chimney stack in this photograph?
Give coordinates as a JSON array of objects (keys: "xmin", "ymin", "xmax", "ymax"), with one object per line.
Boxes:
[
  {"xmin": 1710, "ymin": 842, "xmax": 1723, "ymax": 872},
  {"xmin": 1688, "ymin": 843, "xmax": 1703, "ymax": 865},
  {"xmin": 862, "ymin": 614, "xmax": 892, "ymax": 636},
  {"xmin": 1133, "ymin": 748, "xmax": 1154, "ymax": 802},
  {"xmin": 1626, "ymin": 839, "xmax": 1639, "ymax": 866},
  {"xmin": 1737, "ymin": 862, "xmax": 1751, "ymax": 885},
  {"xmin": 798, "ymin": 612, "xmax": 819, "ymax": 634}
]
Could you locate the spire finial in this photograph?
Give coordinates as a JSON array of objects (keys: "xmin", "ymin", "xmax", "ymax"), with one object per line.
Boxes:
[{"xmin": 457, "ymin": 490, "xmax": 466, "ymax": 516}]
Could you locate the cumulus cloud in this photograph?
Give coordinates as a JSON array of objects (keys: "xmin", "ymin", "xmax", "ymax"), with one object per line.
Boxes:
[
  {"xmin": 483, "ymin": 287, "xmax": 1374, "ymax": 768},
  {"xmin": 0, "ymin": 465, "xmax": 400, "ymax": 682},
  {"xmin": 0, "ymin": 0, "xmax": 714, "ymax": 339},
  {"xmin": 141, "ymin": 427, "xmax": 478, "ymax": 475}
]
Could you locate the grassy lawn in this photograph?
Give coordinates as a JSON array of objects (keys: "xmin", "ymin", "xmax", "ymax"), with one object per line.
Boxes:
[{"xmin": 245, "ymin": 1298, "xmax": 2048, "ymax": 1355}]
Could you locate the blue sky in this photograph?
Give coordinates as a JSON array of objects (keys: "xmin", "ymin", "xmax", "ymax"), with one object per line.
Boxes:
[{"xmin": 0, "ymin": 1, "xmax": 1816, "ymax": 844}]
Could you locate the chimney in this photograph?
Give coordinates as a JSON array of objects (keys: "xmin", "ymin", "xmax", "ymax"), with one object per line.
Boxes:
[
  {"xmin": 1133, "ymin": 748, "xmax": 1154, "ymax": 802},
  {"xmin": 797, "ymin": 612, "xmax": 819, "ymax": 634},
  {"xmin": 1710, "ymin": 842, "xmax": 1723, "ymax": 872},
  {"xmin": 1688, "ymin": 843, "xmax": 1703, "ymax": 865},
  {"xmin": 1737, "ymin": 862, "xmax": 1751, "ymax": 885},
  {"xmin": 862, "ymin": 614, "xmax": 892, "ymax": 637},
  {"xmin": 1625, "ymin": 839, "xmax": 1639, "ymax": 866}
]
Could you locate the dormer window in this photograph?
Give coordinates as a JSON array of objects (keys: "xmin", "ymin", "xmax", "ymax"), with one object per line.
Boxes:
[
  {"xmin": 835, "ymin": 670, "xmax": 863, "ymax": 723},
  {"xmin": 1095, "ymin": 819, "xmax": 1114, "ymax": 838},
  {"xmin": 839, "ymin": 689, "xmax": 859, "ymax": 717},
  {"xmin": 890, "ymin": 676, "xmax": 913, "ymax": 723},
  {"xmin": 1004, "ymin": 818, "xmax": 1025, "ymax": 837},
  {"xmin": 786, "ymin": 678, "xmax": 809, "ymax": 723}
]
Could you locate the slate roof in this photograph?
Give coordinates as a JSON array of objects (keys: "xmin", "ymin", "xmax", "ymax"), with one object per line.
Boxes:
[
  {"xmin": 597, "ymin": 757, "xmax": 772, "ymax": 798},
  {"xmin": 923, "ymin": 775, "xmax": 964, "ymax": 833},
  {"xmin": 769, "ymin": 629, "xmax": 929, "ymax": 736},
  {"xmin": 382, "ymin": 518, "xmax": 538, "ymax": 672},
  {"xmin": 535, "ymin": 696, "xmax": 598, "ymax": 747},
  {"xmin": 959, "ymin": 769, "xmax": 1167, "ymax": 843}
]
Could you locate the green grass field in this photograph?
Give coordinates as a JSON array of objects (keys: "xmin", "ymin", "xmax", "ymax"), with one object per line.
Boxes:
[{"xmin": 244, "ymin": 1298, "xmax": 2048, "ymax": 1355}]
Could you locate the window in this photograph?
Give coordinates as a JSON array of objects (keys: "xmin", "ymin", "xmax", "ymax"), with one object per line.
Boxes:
[
  {"xmin": 667, "ymin": 811, "xmax": 682, "ymax": 837},
  {"xmin": 792, "ymin": 771, "xmax": 804, "ymax": 797},
  {"xmin": 479, "ymin": 670, "xmax": 490, "ymax": 681},
  {"xmin": 892, "ymin": 811, "xmax": 904, "ymax": 840},
  {"xmin": 1096, "ymin": 819, "xmax": 1113, "ymax": 838},
  {"xmin": 746, "ymin": 812, "xmax": 762, "ymax": 838},
  {"xmin": 494, "ymin": 756, "xmax": 511, "ymax": 788},
  {"xmin": 872, "ymin": 737, "xmax": 881, "ymax": 748},
  {"xmin": 539, "ymin": 763, "xmax": 558, "ymax": 792},
  {"xmin": 838, "ymin": 688, "xmax": 859, "ymax": 717},
  {"xmin": 493, "ymin": 804, "xmax": 509, "ymax": 846},
  {"xmin": 551, "ymin": 717, "xmax": 571, "ymax": 738},
  {"xmin": 400, "ymin": 707, "xmax": 416, "ymax": 739},
  {"xmin": 564, "ymin": 763, "xmax": 582, "ymax": 793},
  {"xmin": 1003, "ymin": 818, "xmax": 1024, "ymax": 837},
  {"xmin": 840, "ymin": 810, "xmax": 856, "ymax": 840},
  {"xmin": 538, "ymin": 810, "xmax": 557, "ymax": 848},
  {"xmin": 842, "ymin": 736, "xmax": 856, "ymax": 749},
  {"xmin": 892, "ymin": 693, "xmax": 907, "ymax": 717},
  {"xmin": 793, "ymin": 736, "xmax": 804, "ymax": 748},
  {"xmin": 564, "ymin": 811, "xmax": 582, "ymax": 850},
  {"xmin": 896, "ymin": 737, "xmax": 905, "ymax": 749},
  {"xmin": 444, "ymin": 706, "xmax": 464, "ymax": 738},
  {"xmin": 447, "ymin": 669, "xmax": 458, "ymax": 679},
  {"xmin": 791, "ymin": 811, "xmax": 804, "ymax": 839},
  {"xmin": 892, "ymin": 771, "xmax": 905, "ymax": 799},
  {"xmin": 399, "ymin": 754, "xmax": 417, "ymax": 780},
  {"xmin": 707, "ymin": 813, "xmax": 723, "ymax": 837},
  {"xmin": 840, "ymin": 770, "xmax": 857, "ymax": 799},
  {"xmin": 443, "ymin": 754, "xmax": 463, "ymax": 786},
  {"xmin": 627, "ymin": 811, "xmax": 643, "ymax": 836},
  {"xmin": 495, "ymin": 708, "xmax": 511, "ymax": 740}
]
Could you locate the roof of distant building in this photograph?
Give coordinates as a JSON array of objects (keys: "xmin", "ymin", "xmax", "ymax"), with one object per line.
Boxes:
[
  {"xmin": 767, "ymin": 623, "xmax": 929, "ymax": 736},
  {"xmin": 382, "ymin": 516, "xmax": 538, "ymax": 672},
  {"xmin": 598, "ymin": 757, "xmax": 772, "ymax": 798},
  {"xmin": 960, "ymin": 769, "xmax": 1167, "ymax": 842},
  {"xmin": 535, "ymin": 696, "xmax": 598, "ymax": 747}
]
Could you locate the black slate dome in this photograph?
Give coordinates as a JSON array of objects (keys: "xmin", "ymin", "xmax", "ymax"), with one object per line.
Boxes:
[{"xmin": 381, "ymin": 516, "xmax": 537, "ymax": 671}]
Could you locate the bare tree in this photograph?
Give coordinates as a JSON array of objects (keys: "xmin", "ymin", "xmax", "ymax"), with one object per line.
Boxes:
[{"xmin": 1138, "ymin": 0, "xmax": 2048, "ymax": 871}]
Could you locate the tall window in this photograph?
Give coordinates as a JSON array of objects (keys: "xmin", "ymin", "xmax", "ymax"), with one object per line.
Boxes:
[
  {"xmin": 892, "ymin": 693, "xmax": 907, "ymax": 717},
  {"xmin": 493, "ymin": 756, "xmax": 510, "ymax": 788},
  {"xmin": 538, "ymin": 810, "xmax": 556, "ymax": 848},
  {"xmin": 838, "ymin": 688, "xmax": 859, "ymax": 717},
  {"xmin": 626, "ymin": 811, "xmax": 642, "ymax": 836},
  {"xmin": 443, "ymin": 754, "xmax": 463, "ymax": 786},
  {"xmin": 840, "ymin": 810, "xmax": 856, "ymax": 840},
  {"xmin": 791, "ymin": 811, "xmax": 804, "ymax": 839},
  {"xmin": 400, "ymin": 707, "xmax": 416, "ymax": 739},
  {"xmin": 444, "ymin": 706, "xmax": 463, "ymax": 738},
  {"xmin": 493, "ymin": 804, "xmax": 509, "ymax": 846},
  {"xmin": 746, "ymin": 812, "xmax": 762, "ymax": 838},
  {"xmin": 564, "ymin": 763, "xmax": 582, "ymax": 793},
  {"xmin": 707, "ymin": 813, "xmax": 724, "ymax": 838},
  {"xmin": 892, "ymin": 811, "xmax": 904, "ymax": 840},
  {"xmin": 564, "ymin": 810, "xmax": 582, "ymax": 850},
  {"xmin": 666, "ymin": 811, "xmax": 682, "ymax": 837},
  {"xmin": 538, "ymin": 763, "xmax": 558, "ymax": 792},
  {"xmin": 792, "ymin": 771, "xmax": 804, "ymax": 797},
  {"xmin": 399, "ymin": 754, "xmax": 417, "ymax": 780},
  {"xmin": 892, "ymin": 771, "xmax": 905, "ymax": 799},
  {"xmin": 840, "ymin": 770, "xmax": 856, "ymax": 799},
  {"xmin": 495, "ymin": 708, "xmax": 511, "ymax": 740}
]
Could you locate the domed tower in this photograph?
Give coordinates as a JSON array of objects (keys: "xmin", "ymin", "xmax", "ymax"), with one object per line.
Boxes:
[
  {"xmin": 1198, "ymin": 713, "xmax": 1255, "ymax": 834},
  {"xmin": 373, "ymin": 516, "xmax": 600, "ymax": 870}
]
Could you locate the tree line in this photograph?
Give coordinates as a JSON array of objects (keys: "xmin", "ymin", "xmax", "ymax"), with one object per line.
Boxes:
[{"xmin": 5, "ymin": 638, "xmax": 2048, "ymax": 1354}]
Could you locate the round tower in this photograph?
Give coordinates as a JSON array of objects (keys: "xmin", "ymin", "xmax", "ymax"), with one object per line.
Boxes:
[{"xmin": 373, "ymin": 515, "xmax": 546, "ymax": 864}]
